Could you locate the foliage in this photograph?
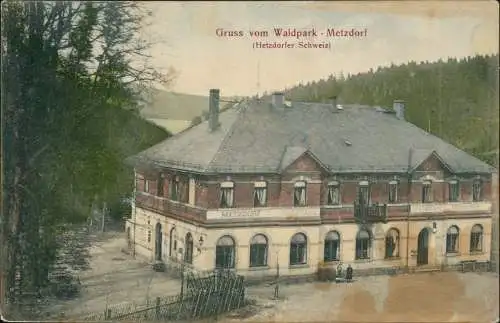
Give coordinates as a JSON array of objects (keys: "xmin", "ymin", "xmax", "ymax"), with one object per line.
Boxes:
[
  {"xmin": 1, "ymin": 1, "xmax": 173, "ymax": 304},
  {"xmin": 283, "ymin": 55, "xmax": 499, "ymax": 167}
]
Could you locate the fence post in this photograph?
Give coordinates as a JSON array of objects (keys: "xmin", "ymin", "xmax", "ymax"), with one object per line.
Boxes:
[
  {"xmin": 105, "ymin": 308, "xmax": 111, "ymax": 320},
  {"xmin": 155, "ymin": 297, "xmax": 160, "ymax": 320}
]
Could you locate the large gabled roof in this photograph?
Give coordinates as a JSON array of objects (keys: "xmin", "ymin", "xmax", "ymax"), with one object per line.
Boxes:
[{"xmin": 127, "ymin": 99, "xmax": 495, "ymax": 175}]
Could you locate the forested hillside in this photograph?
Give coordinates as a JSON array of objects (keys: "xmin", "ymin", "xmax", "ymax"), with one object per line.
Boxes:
[{"xmin": 283, "ymin": 55, "xmax": 499, "ymax": 167}]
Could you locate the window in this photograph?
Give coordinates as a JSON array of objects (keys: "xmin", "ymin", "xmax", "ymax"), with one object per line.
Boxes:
[
  {"xmin": 147, "ymin": 230, "xmax": 151, "ymax": 243},
  {"xmin": 136, "ymin": 174, "xmax": 146, "ymax": 192},
  {"xmin": 184, "ymin": 233, "xmax": 194, "ymax": 264},
  {"xmin": 170, "ymin": 177, "xmax": 179, "ymax": 201},
  {"xmin": 253, "ymin": 182, "xmax": 267, "ymax": 207},
  {"xmin": 324, "ymin": 231, "xmax": 340, "ymax": 262},
  {"xmin": 357, "ymin": 181, "xmax": 370, "ymax": 204},
  {"xmin": 169, "ymin": 227, "xmax": 177, "ymax": 257},
  {"xmin": 145, "ymin": 180, "xmax": 150, "ymax": 193},
  {"xmin": 294, "ymin": 181, "xmax": 307, "ymax": 207},
  {"xmin": 472, "ymin": 179, "xmax": 482, "ymax": 201},
  {"xmin": 448, "ymin": 180, "xmax": 459, "ymax": 202},
  {"xmin": 289, "ymin": 233, "xmax": 307, "ymax": 265},
  {"xmin": 220, "ymin": 182, "xmax": 234, "ymax": 208},
  {"xmin": 327, "ymin": 182, "xmax": 340, "ymax": 205},
  {"xmin": 157, "ymin": 174, "xmax": 164, "ymax": 197},
  {"xmin": 355, "ymin": 229, "xmax": 371, "ymax": 260},
  {"xmin": 446, "ymin": 226, "xmax": 459, "ymax": 253},
  {"xmin": 249, "ymin": 234, "xmax": 268, "ymax": 267},
  {"xmin": 388, "ymin": 180, "xmax": 398, "ymax": 203},
  {"xmin": 385, "ymin": 228, "xmax": 400, "ymax": 258},
  {"xmin": 470, "ymin": 224, "xmax": 483, "ymax": 252},
  {"xmin": 215, "ymin": 235, "xmax": 235, "ymax": 269},
  {"xmin": 422, "ymin": 181, "xmax": 432, "ymax": 203}
]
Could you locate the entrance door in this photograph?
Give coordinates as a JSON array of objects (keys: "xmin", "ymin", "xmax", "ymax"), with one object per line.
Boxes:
[
  {"xmin": 155, "ymin": 223, "xmax": 162, "ymax": 261},
  {"xmin": 417, "ymin": 228, "xmax": 429, "ymax": 265}
]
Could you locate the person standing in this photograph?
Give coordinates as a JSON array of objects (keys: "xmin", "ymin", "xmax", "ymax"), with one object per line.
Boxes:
[{"xmin": 346, "ymin": 264, "xmax": 353, "ymax": 283}]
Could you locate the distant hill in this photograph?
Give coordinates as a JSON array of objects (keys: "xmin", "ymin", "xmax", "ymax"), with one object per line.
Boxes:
[
  {"xmin": 138, "ymin": 89, "xmax": 236, "ymax": 134},
  {"xmin": 281, "ymin": 54, "xmax": 499, "ymax": 167}
]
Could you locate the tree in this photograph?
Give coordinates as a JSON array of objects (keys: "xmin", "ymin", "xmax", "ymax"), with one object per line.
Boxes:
[{"xmin": 1, "ymin": 1, "xmax": 175, "ymax": 309}]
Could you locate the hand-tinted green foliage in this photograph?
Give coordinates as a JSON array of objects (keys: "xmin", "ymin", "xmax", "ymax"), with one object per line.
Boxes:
[
  {"xmin": 283, "ymin": 55, "xmax": 499, "ymax": 167},
  {"xmin": 1, "ymin": 1, "xmax": 171, "ymax": 303}
]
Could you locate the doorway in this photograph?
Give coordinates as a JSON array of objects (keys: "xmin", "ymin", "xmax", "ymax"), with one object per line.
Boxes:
[
  {"xmin": 417, "ymin": 228, "xmax": 429, "ymax": 265},
  {"xmin": 155, "ymin": 223, "xmax": 162, "ymax": 261}
]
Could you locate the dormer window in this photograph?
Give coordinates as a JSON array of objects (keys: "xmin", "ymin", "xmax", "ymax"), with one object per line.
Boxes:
[
  {"xmin": 327, "ymin": 181, "xmax": 340, "ymax": 205},
  {"xmin": 253, "ymin": 181, "xmax": 267, "ymax": 207},
  {"xmin": 448, "ymin": 180, "xmax": 459, "ymax": 202},
  {"xmin": 388, "ymin": 180, "xmax": 398, "ymax": 203},
  {"xmin": 144, "ymin": 179, "xmax": 150, "ymax": 193},
  {"xmin": 220, "ymin": 181, "xmax": 234, "ymax": 208},
  {"xmin": 357, "ymin": 181, "xmax": 370, "ymax": 204},
  {"xmin": 472, "ymin": 179, "xmax": 482, "ymax": 201},
  {"xmin": 294, "ymin": 181, "xmax": 307, "ymax": 207},
  {"xmin": 422, "ymin": 181, "xmax": 432, "ymax": 203}
]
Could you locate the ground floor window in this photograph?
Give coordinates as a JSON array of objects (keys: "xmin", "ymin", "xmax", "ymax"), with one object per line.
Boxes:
[
  {"xmin": 184, "ymin": 233, "xmax": 194, "ymax": 264},
  {"xmin": 249, "ymin": 234, "xmax": 268, "ymax": 267},
  {"xmin": 446, "ymin": 226, "xmax": 459, "ymax": 253},
  {"xmin": 355, "ymin": 229, "xmax": 371, "ymax": 260},
  {"xmin": 290, "ymin": 233, "xmax": 307, "ymax": 265},
  {"xmin": 215, "ymin": 235, "xmax": 235, "ymax": 269},
  {"xmin": 470, "ymin": 224, "xmax": 483, "ymax": 252},
  {"xmin": 385, "ymin": 228, "xmax": 400, "ymax": 258},
  {"xmin": 324, "ymin": 231, "xmax": 340, "ymax": 262}
]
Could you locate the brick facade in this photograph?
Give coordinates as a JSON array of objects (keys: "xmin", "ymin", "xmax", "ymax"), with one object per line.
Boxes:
[{"xmin": 134, "ymin": 152, "xmax": 493, "ymax": 218}]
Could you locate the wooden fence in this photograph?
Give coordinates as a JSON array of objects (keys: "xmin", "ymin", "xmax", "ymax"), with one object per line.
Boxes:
[{"xmin": 80, "ymin": 270, "xmax": 247, "ymax": 321}]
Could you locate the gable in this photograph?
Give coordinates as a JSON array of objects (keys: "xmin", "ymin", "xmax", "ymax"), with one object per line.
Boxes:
[
  {"xmin": 414, "ymin": 151, "xmax": 453, "ymax": 174},
  {"xmin": 282, "ymin": 151, "xmax": 327, "ymax": 173}
]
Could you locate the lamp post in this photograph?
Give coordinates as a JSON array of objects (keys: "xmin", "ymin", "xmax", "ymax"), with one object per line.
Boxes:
[{"xmin": 273, "ymin": 250, "xmax": 280, "ymax": 300}]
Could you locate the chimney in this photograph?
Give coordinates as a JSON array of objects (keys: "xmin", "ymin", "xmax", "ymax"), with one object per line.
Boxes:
[
  {"xmin": 209, "ymin": 89, "xmax": 220, "ymax": 131},
  {"xmin": 271, "ymin": 92, "xmax": 284, "ymax": 109},
  {"xmin": 393, "ymin": 100, "xmax": 405, "ymax": 120}
]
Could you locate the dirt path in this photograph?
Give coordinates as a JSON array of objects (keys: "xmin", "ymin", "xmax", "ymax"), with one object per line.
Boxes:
[
  {"xmin": 226, "ymin": 272, "xmax": 498, "ymax": 322},
  {"xmin": 47, "ymin": 232, "xmax": 182, "ymax": 318}
]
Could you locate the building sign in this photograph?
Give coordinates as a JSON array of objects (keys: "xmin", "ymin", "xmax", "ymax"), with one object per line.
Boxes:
[
  {"xmin": 220, "ymin": 209, "xmax": 260, "ymax": 217},
  {"xmin": 207, "ymin": 207, "xmax": 321, "ymax": 220}
]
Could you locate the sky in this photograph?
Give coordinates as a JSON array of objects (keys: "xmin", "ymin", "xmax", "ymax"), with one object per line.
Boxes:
[{"xmin": 141, "ymin": 1, "xmax": 499, "ymax": 97}]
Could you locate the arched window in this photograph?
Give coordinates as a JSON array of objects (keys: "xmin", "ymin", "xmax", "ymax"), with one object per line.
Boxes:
[
  {"xmin": 249, "ymin": 234, "xmax": 268, "ymax": 267},
  {"xmin": 184, "ymin": 233, "xmax": 194, "ymax": 264},
  {"xmin": 446, "ymin": 226, "xmax": 460, "ymax": 253},
  {"xmin": 324, "ymin": 231, "xmax": 340, "ymax": 262},
  {"xmin": 355, "ymin": 229, "xmax": 371, "ymax": 260},
  {"xmin": 290, "ymin": 233, "xmax": 307, "ymax": 265},
  {"xmin": 470, "ymin": 224, "xmax": 483, "ymax": 252},
  {"xmin": 215, "ymin": 235, "xmax": 235, "ymax": 269},
  {"xmin": 385, "ymin": 228, "xmax": 400, "ymax": 258},
  {"xmin": 169, "ymin": 227, "xmax": 178, "ymax": 257}
]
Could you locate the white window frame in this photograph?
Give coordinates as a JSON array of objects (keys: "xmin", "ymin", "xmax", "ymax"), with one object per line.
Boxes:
[
  {"xmin": 448, "ymin": 179, "xmax": 459, "ymax": 202},
  {"xmin": 220, "ymin": 181, "xmax": 235, "ymax": 208},
  {"xmin": 253, "ymin": 181, "xmax": 267, "ymax": 207},
  {"xmin": 294, "ymin": 181, "xmax": 307, "ymax": 207},
  {"xmin": 422, "ymin": 181, "xmax": 432, "ymax": 203},
  {"xmin": 388, "ymin": 180, "xmax": 398, "ymax": 203},
  {"xmin": 327, "ymin": 181, "xmax": 340, "ymax": 205}
]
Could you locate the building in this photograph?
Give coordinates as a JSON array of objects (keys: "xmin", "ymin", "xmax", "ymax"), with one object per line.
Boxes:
[{"xmin": 125, "ymin": 89, "xmax": 495, "ymax": 279}]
